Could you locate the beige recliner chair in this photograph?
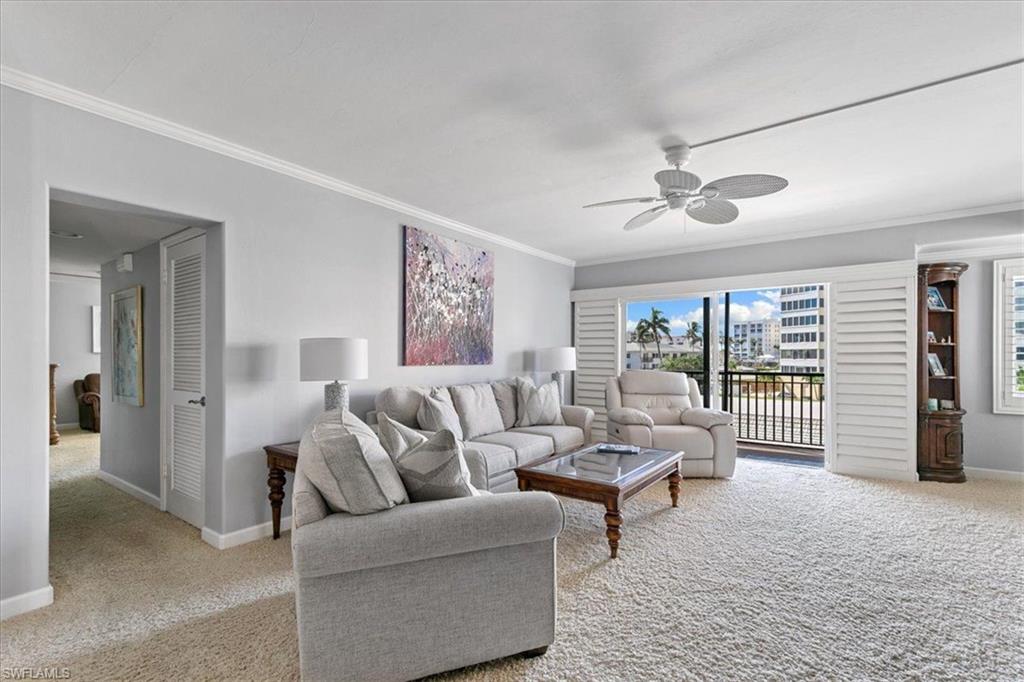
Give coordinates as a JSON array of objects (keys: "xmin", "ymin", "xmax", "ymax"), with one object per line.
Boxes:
[{"xmin": 605, "ymin": 370, "xmax": 736, "ymax": 478}]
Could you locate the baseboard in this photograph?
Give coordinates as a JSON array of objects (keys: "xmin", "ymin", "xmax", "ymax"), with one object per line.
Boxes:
[
  {"xmin": 0, "ymin": 584, "xmax": 53, "ymax": 620},
  {"xmin": 97, "ymin": 470, "xmax": 161, "ymax": 508},
  {"xmin": 964, "ymin": 466, "xmax": 1024, "ymax": 482},
  {"xmin": 201, "ymin": 516, "xmax": 292, "ymax": 550}
]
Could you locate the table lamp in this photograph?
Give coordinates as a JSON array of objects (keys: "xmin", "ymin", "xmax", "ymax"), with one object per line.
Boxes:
[
  {"xmin": 300, "ymin": 337, "xmax": 368, "ymax": 412},
  {"xmin": 537, "ymin": 346, "xmax": 576, "ymax": 405}
]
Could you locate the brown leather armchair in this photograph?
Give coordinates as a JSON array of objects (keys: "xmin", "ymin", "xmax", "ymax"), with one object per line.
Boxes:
[{"xmin": 74, "ymin": 373, "xmax": 101, "ymax": 432}]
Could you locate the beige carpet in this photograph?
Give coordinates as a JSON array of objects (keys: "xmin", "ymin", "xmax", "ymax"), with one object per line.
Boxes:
[{"xmin": 2, "ymin": 428, "xmax": 1021, "ymax": 680}]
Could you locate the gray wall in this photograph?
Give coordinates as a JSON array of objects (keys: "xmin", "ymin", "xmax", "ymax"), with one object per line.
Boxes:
[
  {"xmin": 100, "ymin": 242, "xmax": 161, "ymax": 496},
  {"xmin": 574, "ymin": 211, "xmax": 1024, "ymax": 290},
  {"xmin": 956, "ymin": 255, "xmax": 1024, "ymax": 473},
  {"xmin": 0, "ymin": 86, "xmax": 573, "ymax": 604},
  {"xmin": 48, "ymin": 275, "xmax": 101, "ymax": 424}
]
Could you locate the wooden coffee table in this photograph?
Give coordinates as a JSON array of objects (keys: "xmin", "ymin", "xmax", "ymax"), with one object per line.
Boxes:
[{"xmin": 515, "ymin": 444, "xmax": 682, "ymax": 559}]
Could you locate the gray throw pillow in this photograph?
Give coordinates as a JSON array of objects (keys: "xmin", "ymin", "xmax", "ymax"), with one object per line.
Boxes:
[
  {"xmin": 378, "ymin": 412, "xmax": 428, "ymax": 460},
  {"xmin": 515, "ymin": 377, "xmax": 565, "ymax": 427},
  {"xmin": 393, "ymin": 429, "xmax": 479, "ymax": 502},
  {"xmin": 416, "ymin": 387, "xmax": 464, "ymax": 440},
  {"xmin": 491, "ymin": 379, "xmax": 518, "ymax": 430},
  {"xmin": 298, "ymin": 410, "xmax": 409, "ymax": 515},
  {"xmin": 450, "ymin": 383, "xmax": 505, "ymax": 440}
]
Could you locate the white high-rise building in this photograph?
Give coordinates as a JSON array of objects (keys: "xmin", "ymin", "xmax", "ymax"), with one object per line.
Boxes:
[
  {"xmin": 731, "ymin": 318, "xmax": 780, "ymax": 360},
  {"xmin": 779, "ymin": 285, "xmax": 826, "ymax": 373}
]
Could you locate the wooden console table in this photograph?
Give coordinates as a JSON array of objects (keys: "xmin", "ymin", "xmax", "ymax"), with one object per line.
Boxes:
[{"xmin": 263, "ymin": 441, "xmax": 299, "ymax": 539}]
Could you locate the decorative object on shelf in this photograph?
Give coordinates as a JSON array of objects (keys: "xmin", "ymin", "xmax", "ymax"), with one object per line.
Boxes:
[
  {"xmin": 536, "ymin": 346, "xmax": 577, "ymax": 404},
  {"xmin": 926, "ymin": 285, "xmax": 948, "ymax": 310},
  {"xmin": 300, "ymin": 337, "xmax": 368, "ymax": 412},
  {"xmin": 49, "ymin": 363, "xmax": 60, "ymax": 445},
  {"xmin": 111, "ymin": 285, "xmax": 143, "ymax": 406},
  {"xmin": 917, "ymin": 262, "xmax": 968, "ymax": 483},
  {"xmin": 403, "ymin": 225, "xmax": 494, "ymax": 366}
]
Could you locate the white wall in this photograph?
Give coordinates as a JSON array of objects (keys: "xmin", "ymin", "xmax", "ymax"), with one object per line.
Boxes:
[
  {"xmin": 48, "ymin": 275, "xmax": 100, "ymax": 425},
  {"xmin": 100, "ymin": 242, "xmax": 161, "ymax": 496},
  {"xmin": 0, "ymin": 86, "xmax": 573, "ymax": 608},
  {"xmin": 956, "ymin": 255, "xmax": 1024, "ymax": 474}
]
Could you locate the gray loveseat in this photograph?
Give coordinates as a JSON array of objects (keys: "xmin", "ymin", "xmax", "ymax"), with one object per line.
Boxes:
[
  {"xmin": 291, "ymin": 454, "xmax": 565, "ymax": 680},
  {"xmin": 369, "ymin": 380, "xmax": 595, "ymax": 492}
]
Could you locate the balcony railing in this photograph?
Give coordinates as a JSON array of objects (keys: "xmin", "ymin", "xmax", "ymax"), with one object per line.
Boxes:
[{"xmin": 660, "ymin": 369, "xmax": 826, "ymax": 449}]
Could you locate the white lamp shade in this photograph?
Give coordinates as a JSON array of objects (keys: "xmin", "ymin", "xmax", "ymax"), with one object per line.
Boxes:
[
  {"xmin": 537, "ymin": 346, "xmax": 576, "ymax": 371},
  {"xmin": 300, "ymin": 337, "xmax": 368, "ymax": 381}
]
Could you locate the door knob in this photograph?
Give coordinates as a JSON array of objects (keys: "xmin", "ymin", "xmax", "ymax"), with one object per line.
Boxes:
[{"xmin": 188, "ymin": 396, "xmax": 206, "ymax": 407}]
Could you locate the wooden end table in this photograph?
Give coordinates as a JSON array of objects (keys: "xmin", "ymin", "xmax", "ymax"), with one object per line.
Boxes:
[
  {"xmin": 263, "ymin": 441, "xmax": 299, "ymax": 539},
  {"xmin": 515, "ymin": 445, "xmax": 682, "ymax": 559}
]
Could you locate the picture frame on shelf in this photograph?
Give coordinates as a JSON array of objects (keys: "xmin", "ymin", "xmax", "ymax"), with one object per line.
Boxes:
[
  {"xmin": 926, "ymin": 286, "xmax": 948, "ymax": 310},
  {"xmin": 940, "ymin": 399, "xmax": 956, "ymax": 410},
  {"xmin": 927, "ymin": 352, "xmax": 946, "ymax": 377},
  {"xmin": 926, "ymin": 330, "xmax": 937, "ymax": 343}
]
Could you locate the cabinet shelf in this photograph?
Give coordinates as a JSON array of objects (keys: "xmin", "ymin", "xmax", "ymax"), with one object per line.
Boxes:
[
  {"xmin": 927, "ymin": 307, "xmax": 955, "ymax": 313},
  {"xmin": 929, "ymin": 342, "xmax": 956, "ymax": 347},
  {"xmin": 928, "ymin": 375, "xmax": 957, "ymax": 380}
]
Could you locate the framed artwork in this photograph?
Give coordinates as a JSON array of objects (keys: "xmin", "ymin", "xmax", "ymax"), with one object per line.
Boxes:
[
  {"xmin": 111, "ymin": 285, "xmax": 144, "ymax": 406},
  {"xmin": 91, "ymin": 305, "xmax": 101, "ymax": 353},
  {"xmin": 926, "ymin": 286, "xmax": 948, "ymax": 310},
  {"xmin": 403, "ymin": 225, "xmax": 494, "ymax": 366},
  {"xmin": 927, "ymin": 352, "xmax": 946, "ymax": 377}
]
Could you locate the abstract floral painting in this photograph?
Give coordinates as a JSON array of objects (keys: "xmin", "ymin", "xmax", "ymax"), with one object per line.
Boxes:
[
  {"xmin": 404, "ymin": 225, "xmax": 494, "ymax": 365},
  {"xmin": 111, "ymin": 285, "xmax": 144, "ymax": 406}
]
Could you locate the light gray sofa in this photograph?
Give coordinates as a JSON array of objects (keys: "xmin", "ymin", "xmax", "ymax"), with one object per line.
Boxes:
[
  {"xmin": 291, "ymin": 457, "xmax": 565, "ymax": 681},
  {"xmin": 606, "ymin": 370, "xmax": 737, "ymax": 478},
  {"xmin": 369, "ymin": 380, "xmax": 595, "ymax": 492}
]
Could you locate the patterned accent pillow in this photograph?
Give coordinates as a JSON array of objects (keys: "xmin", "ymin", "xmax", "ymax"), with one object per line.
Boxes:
[
  {"xmin": 514, "ymin": 377, "xmax": 565, "ymax": 427},
  {"xmin": 393, "ymin": 429, "xmax": 479, "ymax": 502},
  {"xmin": 491, "ymin": 379, "xmax": 518, "ymax": 430},
  {"xmin": 298, "ymin": 410, "xmax": 409, "ymax": 515},
  {"xmin": 378, "ymin": 412, "xmax": 428, "ymax": 460},
  {"xmin": 416, "ymin": 387, "xmax": 464, "ymax": 441}
]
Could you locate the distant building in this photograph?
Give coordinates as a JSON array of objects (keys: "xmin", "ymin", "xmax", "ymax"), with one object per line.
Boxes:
[
  {"xmin": 779, "ymin": 285, "xmax": 825, "ymax": 373},
  {"xmin": 731, "ymin": 318, "xmax": 780, "ymax": 361},
  {"xmin": 625, "ymin": 338, "xmax": 702, "ymax": 370}
]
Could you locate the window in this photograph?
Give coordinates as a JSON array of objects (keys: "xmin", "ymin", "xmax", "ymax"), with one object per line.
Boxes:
[{"xmin": 994, "ymin": 258, "xmax": 1024, "ymax": 414}]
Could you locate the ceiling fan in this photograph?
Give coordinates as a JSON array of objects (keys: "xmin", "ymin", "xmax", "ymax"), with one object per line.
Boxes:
[{"xmin": 583, "ymin": 143, "xmax": 788, "ymax": 231}]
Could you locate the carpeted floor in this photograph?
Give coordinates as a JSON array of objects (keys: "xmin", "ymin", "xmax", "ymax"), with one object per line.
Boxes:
[{"xmin": 2, "ymin": 428, "xmax": 1022, "ymax": 680}]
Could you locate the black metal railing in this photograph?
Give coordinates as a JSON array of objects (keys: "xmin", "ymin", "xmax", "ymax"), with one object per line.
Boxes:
[{"xmin": 653, "ymin": 368, "xmax": 825, "ymax": 448}]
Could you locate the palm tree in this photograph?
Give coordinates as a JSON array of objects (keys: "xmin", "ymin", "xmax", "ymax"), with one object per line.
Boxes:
[
  {"xmin": 646, "ymin": 307, "xmax": 672, "ymax": 360},
  {"xmin": 684, "ymin": 321, "xmax": 703, "ymax": 350},
  {"xmin": 634, "ymin": 319, "xmax": 653, "ymax": 358}
]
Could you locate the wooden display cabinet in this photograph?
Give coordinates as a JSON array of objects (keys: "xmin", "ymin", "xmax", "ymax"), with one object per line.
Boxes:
[{"xmin": 917, "ymin": 262, "xmax": 968, "ymax": 482}]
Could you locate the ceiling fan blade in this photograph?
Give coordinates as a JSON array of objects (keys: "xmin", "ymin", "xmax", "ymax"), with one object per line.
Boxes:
[
  {"xmin": 654, "ymin": 169, "xmax": 701, "ymax": 192},
  {"xmin": 623, "ymin": 204, "xmax": 669, "ymax": 231},
  {"xmin": 686, "ymin": 199, "xmax": 738, "ymax": 225},
  {"xmin": 583, "ymin": 197, "xmax": 660, "ymax": 208},
  {"xmin": 701, "ymin": 174, "xmax": 788, "ymax": 200}
]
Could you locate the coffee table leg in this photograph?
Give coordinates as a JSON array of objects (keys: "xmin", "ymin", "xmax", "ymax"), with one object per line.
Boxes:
[
  {"xmin": 668, "ymin": 466, "xmax": 681, "ymax": 508},
  {"xmin": 604, "ymin": 500, "xmax": 622, "ymax": 559},
  {"xmin": 268, "ymin": 467, "xmax": 286, "ymax": 539}
]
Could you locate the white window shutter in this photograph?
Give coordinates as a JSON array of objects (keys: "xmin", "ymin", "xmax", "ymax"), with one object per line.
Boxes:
[
  {"xmin": 829, "ymin": 271, "xmax": 917, "ymax": 481},
  {"xmin": 994, "ymin": 258, "xmax": 1024, "ymax": 414},
  {"xmin": 573, "ymin": 299, "xmax": 622, "ymax": 442}
]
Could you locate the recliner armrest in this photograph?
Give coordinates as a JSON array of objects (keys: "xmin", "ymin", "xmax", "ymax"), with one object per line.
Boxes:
[
  {"xmin": 78, "ymin": 391, "xmax": 101, "ymax": 406},
  {"xmin": 680, "ymin": 407, "xmax": 734, "ymax": 429},
  {"xmin": 560, "ymin": 405, "xmax": 594, "ymax": 442},
  {"xmin": 607, "ymin": 407, "xmax": 654, "ymax": 428},
  {"xmin": 292, "ymin": 491, "xmax": 564, "ymax": 578}
]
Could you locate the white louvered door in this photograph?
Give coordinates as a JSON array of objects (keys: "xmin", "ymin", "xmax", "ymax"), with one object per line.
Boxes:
[
  {"xmin": 829, "ymin": 268, "xmax": 917, "ymax": 481},
  {"xmin": 573, "ymin": 299, "xmax": 622, "ymax": 442},
  {"xmin": 166, "ymin": 234, "xmax": 206, "ymax": 527}
]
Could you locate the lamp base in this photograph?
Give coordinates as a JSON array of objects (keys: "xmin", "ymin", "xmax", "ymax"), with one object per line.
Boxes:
[
  {"xmin": 551, "ymin": 371, "xmax": 568, "ymax": 405},
  {"xmin": 325, "ymin": 381, "xmax": 350, "ymax": 412}
]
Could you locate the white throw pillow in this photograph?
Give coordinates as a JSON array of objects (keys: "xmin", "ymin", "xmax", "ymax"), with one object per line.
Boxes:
[
  {"xmin": 297, "ymin": 410, "xmax": 409, "ymax": 515},
  {"xmin": 393, "ymin": 429, "xmax": 480, "ymax": 502},
  {"xmin": 416, "ymin": 387, "xmax": 465, "ymax": 441},
  {"xmin": 491, "ymin": 379, "xmax": 518, "ymax": 430},
  {"xmin": 514, "ymin": 377, "xmax": 565, "ymax": 427},
  {"xmin": 450, "ymin": 383, "xmax": 505, "ymax": 440},
  {"xmin": 378, "ymin": 412, "xmax": 428, "ymax": 460}
]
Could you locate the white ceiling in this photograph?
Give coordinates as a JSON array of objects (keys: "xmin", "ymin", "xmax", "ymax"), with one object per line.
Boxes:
[
  {"xmin": 49, "ymin": 198, "xmax": 193, "ymax": 276},
  {"xmin": 5, "ymin": 1, "xmax": 1023, "ymax": 264}
]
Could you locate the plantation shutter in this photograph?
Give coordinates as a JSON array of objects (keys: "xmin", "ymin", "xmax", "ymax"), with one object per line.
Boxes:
[
  {"xmin": 829, "ymin": 267, "xmax": 917, "ymax": 481},
  {"xmin": 994, "ymin": 258, "xmax": 1024, "ymax": 414},
  {"xmin": 573, "ymin": 298, "xmax": 622, "ymax": 442}
]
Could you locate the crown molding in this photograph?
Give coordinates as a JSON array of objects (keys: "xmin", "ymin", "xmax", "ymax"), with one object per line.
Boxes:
[
  {"xmin": 916, "ymin": 233, "xmax": 1024, "ymax": 262},
  {"xmin": 0, "ymin": 66, "xmax": 575, "ymax": 267},
  {"xmin": 575, "ymin": 203, "xmax": 1024, "ymax": 267}
]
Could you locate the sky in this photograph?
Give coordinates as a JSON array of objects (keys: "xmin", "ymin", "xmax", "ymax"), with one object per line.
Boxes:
[{"xmin": 627, "ymin": 289, "xmax": 781, "ymax": 334}]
